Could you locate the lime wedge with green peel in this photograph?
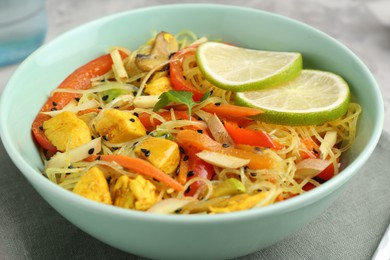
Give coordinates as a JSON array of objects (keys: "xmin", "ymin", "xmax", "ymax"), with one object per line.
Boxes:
[
  {"xmin": 235, "ymin": 70, "xmax": 351, "ymax": 126},
  {"xmin": 196, "ymin": 42, "xmax": 302, "ymax": 91}
]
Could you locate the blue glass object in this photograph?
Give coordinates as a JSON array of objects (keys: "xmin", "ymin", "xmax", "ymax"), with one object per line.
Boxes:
[{"xmin": 0, "ymin": 0, "xmax": 47, "ymax": 66}]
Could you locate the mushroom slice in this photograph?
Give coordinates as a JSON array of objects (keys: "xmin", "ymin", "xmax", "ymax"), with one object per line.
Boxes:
[{"xmin": 135, "ymin": 31, "xmax": 179, "ymax": 71}]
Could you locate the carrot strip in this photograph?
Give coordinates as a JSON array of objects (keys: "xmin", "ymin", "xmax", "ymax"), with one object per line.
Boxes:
[
  {"xmin": 177, "ymin": 154, "xmax": 189, "ymax": 185},
  {"xmin": 175, "ymin": 130, "xmax": 274, "ymax": 170},
  {"xmin": 77, "ymin": 108, "xmax": 101, "ymax": 116},
  {"xmin": 201, "ymin": 103, "xmax": 263, "ymax": 118},
  {"xmin": 85, "ymin": 154, "xmax": 184, "ymax": 191}
]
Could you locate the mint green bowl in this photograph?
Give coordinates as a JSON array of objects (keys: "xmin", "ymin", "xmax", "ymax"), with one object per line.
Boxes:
[{"xmin": 0, "ymin": 4, "xmax": 383, "ymax": 259}]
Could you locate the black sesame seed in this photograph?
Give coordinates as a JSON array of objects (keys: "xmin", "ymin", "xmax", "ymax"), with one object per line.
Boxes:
[
  {"xmin": 313, "ymin": 149, "xmax": 319, "ymax": 154},
  {"xmin": 169, "ymin": 52, "xmax": 176, "ymax": 59},
  {"xmin": 96, "ymin": 155, "xmax": 101, "ymax": 161},
  {"xmin": 179, "ymin": 147, "xmax": 185, "ymax": 154},
  {"xmin": 133, "ymin": 112, "xmax": 139, "ymax": 117},
  {"xmin": 183, "ymin": 76, "xmax": 187, "ymax": 80},
  {"xmin": 88, "ymin": 148, "xmax": 95, "ymax": 155},
  {"xmin": 50, "ymin": 107, "xmax": 57, "ymax": 111},
  {"xmin": 98, "ymin": 106, "xmax": 102, "ymax": 109},
  {"xmin": 129, "ymin": 118, "xmax": 135, "ymax": 122},
  {"xmin": 162, "ymin": 64, "xmax": 170, "ymax": 71},
  {"xmin": 214, "ymin": 102, "xmax": 221, "ymax": 106},
  {"xmin": 185, "ymin": 186, "xmax": 191, "ymax": 193},
  {"xmin": 250, "ymin": 172, "xmax": 257, "ymax": 177},
  {"xmin": 174, "ymin": 208, "xmax": 182, "ymax": 214},
  {"xmin": 102, "ymin": 95, "xmax": 109, "ymax": 101},
  {"xmin": 52, "ymin": 101, "xmax": 57, "ymax": 106},
  {"xmin": 141, "ymin": 148, "xmax": 151, "ymax": 157},
  {"xmin": 254, "ymin": 147, "xmax": 262, "ymax": 152},
  {"xmin": 187, "ymin": 171, "xmax": 194, "ymax": 177},
  {"xmin": 39, "ymin": 125, "xmax": 44, "ymax": 131},
  {"xmin": 183, "ymin": 155, "xmax": 189, "ymax": 161},
  {"xmin": 222, "ymin": 143, "xmax": 229, "ymax": 148},
  {"xmin": 103, "ymin": 135, "xmax": 108, "ymax": 141},
  {"xmin": 75, "ymin": 97, "xmax": 80, "ymax": 102},
  {"xmin": 197, "ymin": 129, "xmax": 203, "ymax": 134}
]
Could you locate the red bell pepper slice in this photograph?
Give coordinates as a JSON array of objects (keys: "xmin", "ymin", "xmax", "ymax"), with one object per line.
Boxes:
[
  {"xmin": 31, "ymin": 52, "xmax": 128, "ymax": 152},
  {"xmin": 183, "ymin": 147, "xmax": 215, "ymax": 196},
  {"xmin": 169, "ymin": 46, "xmax": 206, "ymax": 101},
  {"xmin": 223, "ymin": 121, "xmax": 284, "ymax": 150}
]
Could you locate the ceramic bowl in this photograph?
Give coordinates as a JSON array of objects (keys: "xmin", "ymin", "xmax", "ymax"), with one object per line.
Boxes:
[{"xmin": 0, "ymin": 4, "xmax": 383, "ymax": 260}]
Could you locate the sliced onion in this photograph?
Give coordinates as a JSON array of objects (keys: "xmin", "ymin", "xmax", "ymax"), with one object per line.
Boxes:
[
  {"xmin": 196, "ymin": 150, "xmax": 250, "ymax": 169},
  {"xmin": 295, "ymin": 158, "xmax": 330, "ymax": 178},
  {"xmin": 206, "ymin": 114, "xmax": 235, "ymax": 146},
  {"xmin": 319, "ymin": 131, "xmax": 337, "ymax": 159},
  {"xmin": 45, "ymin": 137, "xmax": 102, "ymax": 169},
  {"xmin": 41, "ymin": 99, "xmax": 100, "ymax": 117},
  {"xmin": 133, "ymin": 95, "xmax": 160, "ymax": 108},
  {"xmin": 110, "ymin": 49, "xmax": 128, "ymax": 79},
  {"xmin": 147, "ymin": 198, "xmax": 195, "ymax": 214}
]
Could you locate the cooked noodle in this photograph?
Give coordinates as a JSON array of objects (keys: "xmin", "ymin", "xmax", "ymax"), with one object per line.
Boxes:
[{"xmin": 38, "ymin": 32, "xmax": 361, "ymax": 214}]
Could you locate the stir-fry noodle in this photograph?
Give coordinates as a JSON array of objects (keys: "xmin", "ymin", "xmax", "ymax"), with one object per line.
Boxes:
[{"xmin": 33, "ymin": 31, "xmax": 361, "ymax": 214}]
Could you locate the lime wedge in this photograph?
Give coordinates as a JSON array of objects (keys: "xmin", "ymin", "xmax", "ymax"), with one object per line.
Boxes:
[
  {"xmin": 196, "ymin": 42, "xmax": 302, "ymax": 91},
  {"xmin": 235, "ymin": 70, "xmax": 351, "ymax": 126}
]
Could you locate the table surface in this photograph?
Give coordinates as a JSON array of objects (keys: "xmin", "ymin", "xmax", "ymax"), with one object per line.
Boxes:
[{"xmin": 0, "ymin": 1, "xmax": 389, "ymax": 259}]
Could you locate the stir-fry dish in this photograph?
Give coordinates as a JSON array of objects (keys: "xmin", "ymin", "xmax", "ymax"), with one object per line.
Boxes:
[{"xmin": 32, "ymin": 31, "xmax": 361, "ymax": 214}]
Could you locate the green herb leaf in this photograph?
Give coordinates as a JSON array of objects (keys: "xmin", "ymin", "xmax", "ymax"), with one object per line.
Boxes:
[
  {"xmin": 153, "ymin": 90, "xmax": 211, "ymax": 120},
  {"xmin": 153, "ymin": 90, "xmax": 195, "ymax": 112}
]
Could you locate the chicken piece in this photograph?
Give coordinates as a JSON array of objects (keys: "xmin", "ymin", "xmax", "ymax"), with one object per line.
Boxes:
[
  {"xmin": 112, "ymin": 175, "xmax": 135, "ymax": 209},
  {"xmin": 73, "ymin": 167, "xmax": 112, "ymax": 204},
  {"xmin": 209, "ymin": 192, "xmax": 270, "ymax": 214},
  {"xmin": 95, "ymin": 109, "xmax": 146, "ymax": 143},
  {"xmin": 112, "ymin": 175, "xmax": 157, "ymax": 211},
  {"xmin": 134, "ymin": 137, "xmax": 180, "ymax": 175},
  {"xmin": 144, "ymin": 77, "xmax": 172, "ymax": 96},
  {"xmin": 130, "ymin": 175, "xmax": 157, "ymax": 210},
  {"xmin": 43, "ymin": 111, "xmax": 91, "ymax": 152}
]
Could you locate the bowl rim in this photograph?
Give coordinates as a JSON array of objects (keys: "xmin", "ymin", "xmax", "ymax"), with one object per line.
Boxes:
[{"xmin": 0, "ymin": 3, "xmax": 384, "ymax": 223}]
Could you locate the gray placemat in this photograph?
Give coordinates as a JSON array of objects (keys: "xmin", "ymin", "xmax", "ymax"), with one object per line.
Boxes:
[{"xmin": 1, "ymin": 132, "xmax": 389, "ymax": 260}]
